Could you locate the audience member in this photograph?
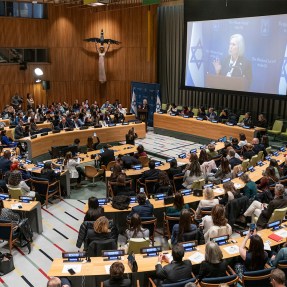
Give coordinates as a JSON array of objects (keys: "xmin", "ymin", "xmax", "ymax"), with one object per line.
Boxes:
[
  {"xmin": 182, "ymin": 159, "xmax": 204, "ymax": 189},
  {"xmin": 155, "ymin": 171, "xmax": 173, "ymax": 195},
  {"xmin": 251, "ymin": 137, "xmax": 267, "ymax": 156},
  {"xmin": 219, "ymin": 181, "xmax": 239, "ymax": 205},
  {"xmin": 112, "ymin": 174, "xmax": 135, "ymax": 196},
  {"xmin": 238, "ymin": 133, "xmax": 247, "ymax": 148},
  {"xmin": 138, "ymin": 160, "xmax": 160, "ymax": 183},
  {"xmin": 134, "ymin": 144, "xmax": 147, "ymax": 158},
  {"xmin": 46, "ymin": 277, "xmax": 71, "ymax": 287},
  {"xmin": 84, "ymin": 196, "xmax": 104, "ymax": 221},
  {"xmin": 166, "ymin": 192, "xmax": 190, "ymax": 216},
  {"xmin": 125, "ymin": 213, "xmax": 149, "ymax": 241},
  {"xmin": 0, "ymin": 150, "xmax": 12, "ymax": 174},
  {"xmin": 86, "ymin": 136, "xmax": 100, "ymax": 151},
  {"xmin": 271, "ymin": 244, "xmax": 287, "ymax": 267},
  {"xmin": 269, "ymin": 159, "xmax": 283, "ymax": 179},
  {"xmin": 0, "ymin": 130, "xmax": 17, "ymax": 147},
  {"xmin": 128, "ymin": 192, "xmax": 154, "ymax": 218},
  {"xmin": 125, "ymin": 127, "xmax": 138, "ymax": 145},
  {"xmin": 240, "ymin": 173, "xmax": 257, "ymax": 199},
  {"xmin": 208, "ymin": 157, "xmax": 232, "ymax": 184},
  {"xmin": 168, "ymin": 159, "xmax": 182, "ymax": 179},
  {"xmin": 242, "ymin": 143, "xmax": 255, "ymax": 160},
  {"xmin": 206, "ymin": 144, "xmax": 218, "ymax": 160},
  {"xmin": 195, "ymin": 188, "xmax": 219, "ymax": 219},
  {"xmin": 228, "ymin": 149, "xmax": 242, "ymax": 169},
  {"xmin": 97, "ymin": 144, "xmax": 115, "ymax": 167},
  {"xmin": 103, "ymin": 262, "xmax": 131, "ymax": 287}
]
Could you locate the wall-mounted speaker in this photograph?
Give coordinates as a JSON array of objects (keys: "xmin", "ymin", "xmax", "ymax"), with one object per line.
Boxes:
[
  {"xmin": 19, "ymin": 61, "xmax": 27, "ymax": 70},
  {"xmin": 42, "ymin": 80, "xmax": 50, "ymax": 90}
]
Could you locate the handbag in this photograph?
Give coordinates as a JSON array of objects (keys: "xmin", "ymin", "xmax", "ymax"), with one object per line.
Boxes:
[
  {"xmin": 0, "ymin": 253, "xmax": 15, "ymax": 275},
  {"xmin": 127, "ymin": 252, "xmax": 138, "ymax": 272}
]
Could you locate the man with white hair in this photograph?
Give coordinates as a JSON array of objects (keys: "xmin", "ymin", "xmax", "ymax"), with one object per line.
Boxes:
[
  {"xmin": 251, "ymin": 137, "xmax": 267, "ymax": 156},
  {"xmin": 242, "ymin": 184, "xmax": 287, "ymax": 229},
  {"xmin": 47, "ymin": 277, "xmax": 71, "ymax": 287}
]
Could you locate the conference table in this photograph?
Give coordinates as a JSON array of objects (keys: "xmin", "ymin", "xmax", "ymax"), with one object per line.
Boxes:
[
  {"xmin": 48, "ymin": 224, "xmax": 287, "ymax": 283},
  {"xmin": 3, "ymin": 199, "xmax": 43, "ymax": 234},
  {"xmin": 20, "ymin": 122, "xmax": 146, "ymax": 159},
  {"xmin": 153, "ymin": 113, "xmax": 261, "ymax": 142}
]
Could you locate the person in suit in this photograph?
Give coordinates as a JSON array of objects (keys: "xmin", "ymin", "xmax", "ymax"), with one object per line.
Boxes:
[
  {"xmin": 0, "ymin": 150, "xmax": 12, "ymax": 174},
  {"xmin": 128, "ymin": 192, "xmax": 154, "ymax": 218},
  {"xmin": 112, "ymin": 174, "xmax": 135, "ymax": 197},
  {"xmin": 97, "ymin": 145, "xmax": 115, "ymax": 167},
  {"xmin": 228, "ymin": 149, "xmax": 242, "ymax": 169},
  {"xmin": 14, "ymin": 120, "xmax": 25, "ymax": 139},
  {"xmin": 242, "ymin": 143, "xmax": 256, "ymax": 160},
  {"xmin": 251, "ymin": 138, "xmax": 267, "ymax": 157},
  {"xmin": 103, "ymin": 262, "xmax": 131, "ymax": 287},
  {"xmin": 197, "ymin": 241, "xmax": 227, "ymax": 281},
  {"xmin": 155, "ymin": 243, "xmax": 193, "ymax": 285},
  {"xmin": 118, "ymin": 154, "xmax": 141, "ymax": 170},
  {"xmin": 167, "ymin": 159, "xmax": 182, "ymax": 180},
  {"xmin": 213, "ymin": 34, "xmax": 252, "ymax": 89},
  {"xmin": 242, "ymin": 184, "xmax": 287, "ymax": 229},
  {"xmin": 138, "ymin": 160, "xmax": 160, "ymax": 183},
  {"xmin": 58, "ymin": 116, "xmax": 69, "ymax": 130},
  {"xmin": 40, "ymin": 161, "xmax": 60, "ymax": 183}
]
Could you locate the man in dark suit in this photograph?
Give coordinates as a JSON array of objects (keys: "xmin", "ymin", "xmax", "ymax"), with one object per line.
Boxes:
[
  {"xmin": 138, "ymin": 160, "xmax": 160, "ymax": 184},
  {"xmin": 128, "ymin": 192, "xmax": 154, "ymax": 218},
  {"xmin": 228, "ymin": 149, "xmax": 242, "ymax": 169},
  {"xmin": 14, "ymin": 120, "xmax": 25, "ymax": 139},
  {"xmin": 155, "ymin": 243, "xmax": 192, "ymax": 285},
  {"xmin": 243, "ymin": 184, "xmax": 287, "ymax": 229},
  {"xmin": 118, "ymin": 154, "xmax": 141, "ymax": 169},
  {"xmin": 98, "ymin": 145, "xmax": 115, "ymax": 167},
  {"xmin": 252, "ymin": 138, "xmax": 267, "ymax": 157},
  {"xmin": 0, "ymin": 150, "xmax": 12, "ymax": 174}
]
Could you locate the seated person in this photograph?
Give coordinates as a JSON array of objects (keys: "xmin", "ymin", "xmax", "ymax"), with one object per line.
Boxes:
[
  {"xmin": 197, "ymin": 106, "xmax": 207, "ymax": 119},
  {"xmin": 218, "ymin": 108, "xmax": 229, "ymax": 122},
  {"xmin": 270, "ymin": 269, "xmax": 286, "ymax": 287},
  {"xmin": 167, "ymin": 159, "xmax": 182, "ymax": 180},
  {"xmin": 237, "ymin": 231, "xmax": 268, "ymax": 275},
  {"xmin": 154, "ymin": 171, "xmax": 173, "ymax": 195},
  {"xmin": 14, "ymin": 120, "xmax": 25, "ymax": 139},
  {"xmin": 171, "ymin": 209, "xmax": 197, "ymax": 245},
  {"xmin": 118, "ymin": 154, "xmax": 141, "ymax": 170},
  {"xmin": 240, "ymin": 174, "xmax": 257, "ymax": 199},
  {"xmin": 181, "ymin": 106, "xmax": 194, "ymax": 117},
  {"xmin": 125, "ymin": 127, "xmax": 138, "ymax": 145},
  {"xmin": 280, "ymin": 156, "xmax": 287, "ymax": 177},
  {"xmin": 84, "ymin": 196, "xmax": 104, "ymax": 221},
  {"xmin": 208, "ymin": 157, "xmax": 232, "ymax": 184},
  {"xmin": 219, "ymin": 181, "xmax": 240, "ymax": 205},
  {"xmin": 269, "ymin": 159, "xmax": 282, "ymax": 179},
  {"xmin": 231, "ymin": 138, "xmax": 241, "ymax": 151},
  {"xmin": 238, "ymin": 112, "xmax": 254, "ymax": 127},
  {"xmin": 228, "ymin": 149, "xmax": 242, "ymax": 169},
  {"xmin": 40, "ymin": 161, "xmax": 60, "ymax": 183},
  {"xmin": 97, "ymin": 145, "xmax": 115, "ymax": 167},
  {"xmin": 86, "ymin": 216, "xmax": 118, "ymax": 248},
  {"xmin": 134, "ymin": 144, "xmax": 147, "ymax": 159},
  {"xmin": 109, "ymin": 163, "xmax": 125, "ymax": 182},
  {"xmin": 201, "ymin": 204, "xmax": 232, "ymax": 243},
  {"xmin": 206, "ymin": 144, "xmax": 218, "ymax": 160},
  {"xmin": 112, "ymin": 174, "xmax": 135, "ymax": 196},
  {"xmin": 238, "ymin": 133, "xmax": 247, "ymax": 148},
  {"xmin": 195, "ymin": 188, "xmax": 219, "ymax": 219},
  {"xmin": 125, "ymin": 213, "xmax": 149, "ymax": 240},
  {"xmin": 166, "ymin": 192, "xmax": 190, "ymax": 216},
  {"xmin": 138, "ymin": 160, "xmax": 160, "ymax": 184},
  {"xmin": 46, "ymin": 277, "xmax": 72, "ymax": 287},
  {"xmin": 0, "ymin": 130, "xmax": 17, "ymax": 147},
  {"xmin": 155, "ymin": 243, "xmax": 193, "ymax": 285},
  {"xmin": 197, "ymin": 241, "xmax": 227, "ymax": 281},
  {"xmin": 0, "ymin": 199, "xmax": 20, "ymax": 226},
  {"xmin": 86, "ymin": 136, "xmax": 100, "ymax": 151},
  {"xmin": 251, "ymin": 138, "xmax": 267, "ymax": 157},
  {"xmin": 206, "ymin": 107, "xmax": 218, "ymax": 121},
  {"xmin": 103, "ymin": 262, "xmax": 131, "ymax": 287},
  {"xmin": 271, "ymin": 245, "xmax": 287, "ymax": 267},
  {"xmin": 128, "ymin": 192, "xmax": 154, "ymax": 218},
  {"xmin": 242, "ymin": 184, "xmax": 287, "ymax": 229},
  {"xmin": 167, "ymin": 103, "xmax": 178, "ymax": 114},
  {"xmin": 242, "ymin": 143, "xmax": 256, "ymax": 160},
  {"xmin": 182, "ymin": 160, "xmax": 204, "ymax": 189}
]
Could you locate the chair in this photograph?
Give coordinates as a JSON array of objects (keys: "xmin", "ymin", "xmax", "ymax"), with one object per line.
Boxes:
[
  {"xmin": 173, "ymin": 173, "xmax": 185, "ymax": 192},
  {"xmin": 85, "ymin": 166, "xmax": 104, "ymax": 186},
  {"xmin": 200, "ymin": 206, "xmax": 212, "ymax": 217},
  {"xmin": 139, "ymin": 156, "xmax": 149, "ymax": 167},
  {"xmin": 266, "ymin": 146, "xmax": 272, "ymax": 154},
  {"xmin": 142, "ymin": 178, "xmax": 159, "ymax": 197},
  {"xmin": 127, "ymin": 238, "xmax": 150, "ymax": 254},
  {"xmin": 241, "ymin": 267, "xmax": 274, "ymax": 287},
  {"xmin": 0, "ymin": 220, "xmax": 19, "ymax": 253},
  {"xmin": 277, "ymin": 260, "xmax": 287, "ymax": 279},
  {"xmin": 249, "ymin": 155, "xmax": 258, "ymax": 167},
  {"xmin": 208, "ymin": 226, "xmax": 230, "ymax": 242},
  {"xmin": 87, "ymin": 238, "xmax": 117, "ymax": 257},
  {"xmin": 192, "ymin": 108, "xmax": 198, "ymax": 117},
  {"xmin": 238, "ymin": 114, "xmax": 245, "ymax": 123},
  {"xmin": 164, "ymin": 214, "xmax": 180, "ymax": 239},
  {"xmin": 8, "ymin": 187, "xmax": 22, "ymax": 199},
  {"xmin": 177, "ymin": 105, "xmax": 183, "ymax": 111},
  {"xmin": 191, "ymin": 178, "xmax": 205, "ymax": 190},
  {"xmin": 130, "ymin": 217, "xmax": 157, "ymax": 245},
  {"xmin": 30, "ymin": 177, "xmax": 61, "ymax": 208},
  {"xmin": 200, "ymin": 274, "xmax": 239, "ymax": 286},
  {"xmin": 257, "ymin": 150, "xmax": 264, "ymax": 161},
  {"xmin": 267, "ymin": 120, "xmax": 283, "ymax": 139},
  {"xmin": 108, "ymin": 179, "xmax": 133, "ymax": 197},
  {"xmin": 161, "ymin": 103, "xmax": 167, "ymax": 111},
  {"xmin": 149, "ymin": 277, "xmax": 197, "ymax": 287},
  {"xmin": 253, "ymin": 206, "xmax": 287, "ymax": 224},
  {"xmin": 280, "ymin": 128, "xmax": 287, "ymax": 139},
  {"xmin": 106, "ymin": 161, "xmax": 117, "ymax": 171},
  {"xmin": 241, "ymin": 159, "xmax": 250, "ymax": 171}
]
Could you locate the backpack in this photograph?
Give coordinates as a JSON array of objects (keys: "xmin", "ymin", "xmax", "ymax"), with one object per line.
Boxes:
[{"xmin": 112, "ymin": 195, "xmax": 130, "ymax": 210}]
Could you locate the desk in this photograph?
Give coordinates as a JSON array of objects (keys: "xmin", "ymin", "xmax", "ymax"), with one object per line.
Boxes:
[
  {"xmin": 154, "ymin": 113, "xmax": 255, "ymax": 142},
  {"xmin": 3, "ymin": 200, "xmax": 43, "ymax": 234},
  {"xmin": 20, "ymin": 123, "xmax": 146, "ymax": 159}
]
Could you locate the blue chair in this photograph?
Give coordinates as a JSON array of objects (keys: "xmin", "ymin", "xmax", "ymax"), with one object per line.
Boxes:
[
  {"xmin": 0, "ymin": 219, "xmax": 19, "ymax": 253},
  {"xmin": 30, "ymin": 176, "xmax": 61, "ymax": 208},
  {"xmin": 148, "ymin": 277, "xmax": 197, "ymax": 287},
  {"xmin": 242, "ymin": 267, "xmax": 274, "ymax": 287},
  {"xmin": 277, "ymin": 260, "xmax": 287, "ymax": 281},
  {"xmin": 200, "ymin": 274, "xmax": 239, "ymax": 286}
]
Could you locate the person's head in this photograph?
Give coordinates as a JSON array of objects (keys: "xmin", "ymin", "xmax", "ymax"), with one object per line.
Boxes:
[
  {"xmin": 94, "ymin": 216, "xmax": 110, "ymax": 233},
  {"xmin": 112, "ymin": 163, "xmax": 122, "ymax": 177},
  {"xmin": 47, "ymin": 277, "xmax": 61, "ymax": 287},
  {"xmin": 208, "ymin": 107, "xmax": 214, "ymax": 113},
  {"xmin": 245, "ymin": 143, "xmax": 253, "ymax": 151},
  {"xmin": 211, "ymin": 204, "xmax": 227, "ymax": 226},
  {"xmin": 189, "ymin": 152, "xmax": 199, "ymax": 163},
  {"xmin": 1, "ymin": 130, "xmax": 6, "ymax": 136},
  {"xmin": 137, "ymin": 144, "xmax": 145, "ymax": 154},
  {"xmin": 249, "ymin": 234, "xmax": 265, "ymax": 270},
  {"xmin": 103, "ymin": 144, "xmax": 109, "ymax": 150},
  {"xmin": 221, "ymin": 157, "xmax": 231, "ymax": 174},
  {"xmin": 240, "ymin": 173, "xmax": 250, "ymax": 183},
  {"xmin": 199, "ymin": 149, "xmax": 208, "ymax": 163},
  {"xmin": 203, "ymin": 187, "xmax": 214, "ymax": 200},
  {"xmin": 130, "ymin": 213, "xmax": 142, "ymax": 230},
  {"xmin": 3, "ymin": 150, "xmax": 11, "ymax": 159},
  {"xmin": 137, "ymin": 192, "xmax": 146, "ymax": 205},
  {"xmin": 8, "ymin": 170, "xmax": 22, "ymax": 187},
  {"xmin": 252, "ymin": 138, "xmax": 259, "ymax": 145},
  {"xmin": 170, "ymin": 159, "xmax": 178, "ymax": 168},
  {"xmin": 270, "ymin": 268, "xmax": 286, "ymax": 286},
  {"xmin": 258, "ymin": 114, "xmax": 266, "ymax": 122},
  {"xmin": 229, "ymin": 149, "xmax": 235, "ymax": 158},
  {"xmin": 149, "ymin": 160, "xmax": 155, "ymax": 170},
  {"xmin": 172, "ymin": 243, "xmax": 185, "ymax": 262},
  {"xmin": 110, "ymin": 262, "xmax": 125, "ymax": 280},
  {"xmin": 65, "ymin": 151, "xmax": 73, "ymax": 161},
  {"xmin": 244, "ymin": 112, "xmax": 251, "ymax": 119},
  {"xmin": 223, "ymin": 181, "xmax": 236, "ymax": 194},
  {"xmin": 275, "ymin": 184, "xmax": 285, "ymax": 197},
  {"xmin": 174, "ymin": 192, "xmax": 185, "ymax": 210},
  {"xmin": 270, "ymin": 158, "xmax": 280, "ymax": 169},
  {"xmin": 61, "ymin": 116, "xmax": 66, "ymax": 123},
  {"xmin": 205, "ymin": 241, "xmax": 223, "ymax": 264},
  {"xmin": 229, "ymin": 33, "xmax": 245, "ymax": 58},
  {"xmin": 265, "ymin": 166, "xmax": 277, "ymax": 179},
  {"xmin": 239, "ymin": 133, "xmax": 246, "ymax": 141},
  {"xmin": 188, "ymin": 160, "xmax": 202, "ymax": 177},
  {"xmin": 232, "ymin": 138, "xmax": 239, "ymax": 145},
  {"xmin": 208, "ymin": 144, "xmax": 216, "ymax": 152},
  {"xmin": 88, "ymin": 196, "xmax": 99, "ymax": 209},
  {"xmin": 143, "ymin": 99, "xmax": 148, "ymax": 105},
  {"xmin": 158, "ymin": 171, "xmax": 170, "ymax": 186}
]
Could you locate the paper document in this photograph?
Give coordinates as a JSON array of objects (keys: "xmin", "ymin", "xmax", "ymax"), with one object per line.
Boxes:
[
  {"xmin": 275, "ymin": 229, "xmax": 287, "ymax": 238},
  {"xmin": 213, "ymin": 188, "xmax": 224, "ymax": 194},
  {"xmin": 62, "ymin": 264, "xmax": 82, "ymax": 274},
  {"xmin": 188, "ymin": 252, "xmax": 204, "ymax": 263},
  {"xmin": 105, "ymin": 265, "xmax": 111, "ymax": 274},
  {"xmin": 223, "ymin": 245, "xmax": 239, "ymax": 255}
]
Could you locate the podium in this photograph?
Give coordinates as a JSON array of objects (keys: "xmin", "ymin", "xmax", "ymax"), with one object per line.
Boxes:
[
  {"xmin": 205, "ymin": 74, "xmax": 249, "ymax": 92},
  {"xmin": 138, "ymin": 108, "xmax": 148, "ymax": 130}
]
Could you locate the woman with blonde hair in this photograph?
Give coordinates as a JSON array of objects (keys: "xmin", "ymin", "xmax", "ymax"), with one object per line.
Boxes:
[
  {"xmin": 219, "ymin": 181, "xmax": 240, "ymax": 205},
  {"xmin": 195, "ymin": 187, "xmax": 219, "ymax": 219},
  {"xmin": 197, "ymin": 241, "xmax": 227, "ymax": 281}
]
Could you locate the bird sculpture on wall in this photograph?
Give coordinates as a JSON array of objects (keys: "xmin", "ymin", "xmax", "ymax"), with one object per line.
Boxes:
[{"xmin": 83, "ymin": 29, "xmax": 120, "ymax": 83}]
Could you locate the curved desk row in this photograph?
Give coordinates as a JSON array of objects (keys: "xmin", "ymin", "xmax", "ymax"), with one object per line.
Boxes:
[
  {"xmin": 48, "ymin": 226, "xmax": 285, "ymax": 278},
  {"xmin": 154, "ymin": 113, "xmax": 264, "ymax": 142},
  {"xmin": 20, "ymin": 123, "xmax": 146, "ymax": 159}
]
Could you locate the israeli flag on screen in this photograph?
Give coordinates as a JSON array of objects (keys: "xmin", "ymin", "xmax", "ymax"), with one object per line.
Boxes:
[
  {"xmin": 188, "ymin": 22, "xmax": 204, "ymax": 87},
  {"xmin": 279, "ymin": 44, "xmax": 287, "ymax": 96},
  {"xmin": 156, "ymin": 90, "xmax": 161, "ymax": 112},
  {"xmin": 130, "ymin": 88, "xmax": 137, "ymax": 116}
]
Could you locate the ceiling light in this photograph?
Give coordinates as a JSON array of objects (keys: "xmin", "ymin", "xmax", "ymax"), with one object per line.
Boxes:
[{"xmin": 34, "ymin": 68, "xmax": 43, "ymax": 76}]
